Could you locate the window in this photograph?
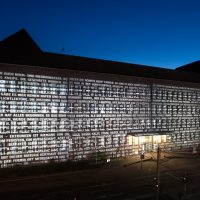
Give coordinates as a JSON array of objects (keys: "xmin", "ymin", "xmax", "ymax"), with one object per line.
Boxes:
[
  {"xmin": 60, "ymin": 83, "xmax": 68, "ymax": 95},
  {"xmin": 50, "ymin": 83, "xmax": 56, "ymax": 95},
  {"xmin": 0, "ymin": 80, "xmax": 6, "ymax": 92},
  {"xmin": 32, "ymin": 82, "xmax": 37, "ymax": 93},
  {"xmin": 41, "ymin": 82, "xmax": 48, "ymax": 94},
  {"xmin": 10, "ymin": 101, "xmax": 16, "ymax": 113},
  {"xmin": 9, "ymin": 80, "xmax": 16, "ymax": 92}
]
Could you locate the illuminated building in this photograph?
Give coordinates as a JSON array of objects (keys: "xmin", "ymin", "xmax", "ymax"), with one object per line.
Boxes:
[{"xmin": 0, "ymin": 29, "xmax": 200, "ymax": 168}]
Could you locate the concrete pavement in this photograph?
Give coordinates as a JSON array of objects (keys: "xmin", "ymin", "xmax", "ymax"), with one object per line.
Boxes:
[{"xmin": 0, "ymin": 151, "xmax": 200, "ymax": 200}]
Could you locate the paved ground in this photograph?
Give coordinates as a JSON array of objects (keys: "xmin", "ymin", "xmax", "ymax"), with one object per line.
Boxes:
[{"xmin": 0, "ymin": 151, "xmax": 200, "ymax": 200}]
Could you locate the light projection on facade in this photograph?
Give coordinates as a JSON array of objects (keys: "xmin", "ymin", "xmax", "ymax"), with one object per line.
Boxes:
[{"xmin": 0, "ymin": 68, "xmax": 200, "ymax": 168}]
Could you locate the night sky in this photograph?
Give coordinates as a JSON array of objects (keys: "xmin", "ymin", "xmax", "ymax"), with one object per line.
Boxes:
[{"xmin": 0, "ymin": 0, "xmax": 200, "ymax": 69}]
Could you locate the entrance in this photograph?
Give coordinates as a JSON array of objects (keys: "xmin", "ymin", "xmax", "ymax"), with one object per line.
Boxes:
[{"xmin": 127, "ymin": 134, "xmax": 167, "ymax": 154}]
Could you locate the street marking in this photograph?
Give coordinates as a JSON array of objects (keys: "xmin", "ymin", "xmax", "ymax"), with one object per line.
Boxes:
[
  {"xmin": 89, "ymin": 182, "xmax": 116, "ymax": 188},
  {"xmin": 165, "ymin": 172, "xmax": 181, "ymax": 181},
  {"xmin": 0, "ymin": 169, "xmax": 96, "ymax": 183},
  {"xmin": 95, "ymin": 193, "xmax": 124, "ymax": 199},
  {"xmin": 133, "ymin": 193, "xmax": 155, "ymax": 200},
  {"xmin": 187, "ymin": 191, "xmax": 200, "ymax": 199}
]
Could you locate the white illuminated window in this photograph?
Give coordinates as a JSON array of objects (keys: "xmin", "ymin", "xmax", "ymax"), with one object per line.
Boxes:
[
  {"xmin": 51, "ymin": 83, "xmax": 57, "ymax": 94},
  {"xmin": 41, "ymin": 102, "xmax": 48, "ymax": 113},
  {"xmin": 20, "ymin": 81, "xmax": 26, "ymax": 93},
  {"xmin": 60, "ymin": 83, "xmax": 67, "ymax": 95},
  {"xmin": 0, "ymin": 80, "xmax": 6, "ymax": 92},
  {"xmin": 32, "ymin": 102, "xmax": 37, "ymax": 112},
  {"xmin": 9, "ymin": 80, "xmax": 16, "ymax": 92},
  {"xmin": 51, "ymin": 102, "xmax": 57, "ymax": 113},
  {"xmin": 20, "ymin": 101, "xmax": 26, "ymax": 112},
  {"xmin": 60, "ymin": 103, "xmax": 66, "ymax": 113},
  {"xmin": 10, "ymin": 101, "xmax": 16, "ymax": 112},
  {"xmin": 0, "ymin": 102, "xmax": 5, "ymax": 112},
  {"xmin": 41, "ymin": 82, "xmax": 48, "ymax": 94},
  {"xmin": 32, "ymin": 82, "xmax": 37, "ymax": 93}
]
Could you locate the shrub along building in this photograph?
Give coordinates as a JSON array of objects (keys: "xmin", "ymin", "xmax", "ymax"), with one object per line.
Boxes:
[{"xmin": 0, "ymin": 29, "xmax": 200, "ymax": 168}]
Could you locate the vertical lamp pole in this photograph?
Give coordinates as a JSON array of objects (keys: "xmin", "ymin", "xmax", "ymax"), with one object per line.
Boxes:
[
  {"xmin": 156, "ymin": 145, "xmax": 161, "ymax": 200},
  {"xmin": 140, "ymin": 152, "xmax": 144, "ymax": 172},
  {"xmin": 140, "ymin": 141, "xmax": 144, "ymax": 173},
  {"xmin": 96, "ymin": 146, "xmax": 98, "ymax": 165}
]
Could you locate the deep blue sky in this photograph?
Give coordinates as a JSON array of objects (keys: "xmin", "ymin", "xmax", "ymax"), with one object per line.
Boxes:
[{"xmin": 0, "ymin": 0, "xmax": 200, "ymax": 69}]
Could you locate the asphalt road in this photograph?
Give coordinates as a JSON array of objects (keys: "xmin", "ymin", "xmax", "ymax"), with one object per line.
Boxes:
[{"xmin": 0, "ymin": 152, "xmax": 200, "ymax": 200}]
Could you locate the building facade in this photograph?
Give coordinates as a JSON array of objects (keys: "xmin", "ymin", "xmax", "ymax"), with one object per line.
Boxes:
[{"xmin": 0, "ymin": 30, "xmax": 200, "ymax": 168}]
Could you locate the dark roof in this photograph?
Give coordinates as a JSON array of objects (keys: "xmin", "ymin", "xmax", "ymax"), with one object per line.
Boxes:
[
  {"xmin": 0, "ymin": 29, "xmax": 42, "ymax": 54},
  {"xmin": 176, "ymin": 60, "xmax": 200, "ymax": 74},
  {"xmin": 1, "ymin": 29, "xmax": 200, "ymax": 84}
]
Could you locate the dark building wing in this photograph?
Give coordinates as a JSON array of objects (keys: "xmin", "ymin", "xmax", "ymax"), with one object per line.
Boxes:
[
  {"xmin": 1, "ymin": 29, "xmax": 200, "ymax": 84},
  {"xmin": 0, "ymin": 29, "xmax": 42, "ymax": 54},
  {"xmin": 176, "ymin": 60, "xmax": 200, "ymax": 74},
  {"xmin": 0, "ymin": 29, "xmax": 43, "ymax": 67}
]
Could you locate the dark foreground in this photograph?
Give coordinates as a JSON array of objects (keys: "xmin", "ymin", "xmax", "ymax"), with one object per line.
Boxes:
[{"xmin": 0, "ymin": 152, "xmax": 200, "ymax": 200}]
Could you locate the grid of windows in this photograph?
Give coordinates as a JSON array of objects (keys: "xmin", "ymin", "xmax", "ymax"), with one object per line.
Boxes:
[{"xmin": 0, "ymin": 69, "xmax": 200, "ymax": 167}]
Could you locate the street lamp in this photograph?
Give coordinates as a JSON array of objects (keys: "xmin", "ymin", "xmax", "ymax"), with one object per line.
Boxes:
[
  {"xmin": 156, "ymin": 145, "xmax": 161, "ymax": 200},
  {"xmin": 140, "ymin": 151, "xmax": 145, "ymax": 171}
]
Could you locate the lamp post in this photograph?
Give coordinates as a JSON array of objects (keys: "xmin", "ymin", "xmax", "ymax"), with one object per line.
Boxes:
[
  {"xmin": 140, "ymin": 151, "xmax": 144, "ymax": 172},
  {"xmin": 156, "ymin": 145, "xmax": 161, "ymax": 200},
  {"xmin": 181, "ymin": 171, "xmax": 189, "ymax": 198}
]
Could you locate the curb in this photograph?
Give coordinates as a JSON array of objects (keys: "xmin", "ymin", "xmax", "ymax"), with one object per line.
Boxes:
[{"xmin": 123, "ymin": 157, "xmax": 153, "ymax": 167}]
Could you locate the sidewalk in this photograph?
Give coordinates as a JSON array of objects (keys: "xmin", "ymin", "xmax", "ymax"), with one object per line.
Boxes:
[
  {"xmin": 121, "ymin": 150, "xmax": 199, "ymax": 168},
  {"xmin": 0, "ymin": 151, "xmax": 198, "ymax": 181}
]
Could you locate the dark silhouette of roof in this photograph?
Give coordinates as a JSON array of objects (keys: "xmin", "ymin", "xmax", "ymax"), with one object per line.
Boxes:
[
  {"xmin": 0, "ymin": 29, "xmax": 42, "ymax": 54},
  {"xmin": 1, "ymin": 29, "xmax": 200, "ymax": 84},
  {"xmin": 176, "ymin": 60, "xmax": 200, "ymax": 74}
]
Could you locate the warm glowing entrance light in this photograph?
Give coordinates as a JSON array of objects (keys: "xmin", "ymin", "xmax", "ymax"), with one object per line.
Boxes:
[
  {"xmin": 127, "ymin": 133, "xmax": 168, "ymax": 153},
  {"xmin": 153, "ymin": 135, "xmax": 161, "ymax": 143}
]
